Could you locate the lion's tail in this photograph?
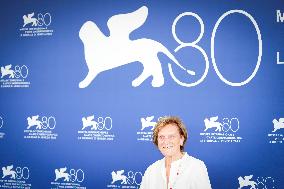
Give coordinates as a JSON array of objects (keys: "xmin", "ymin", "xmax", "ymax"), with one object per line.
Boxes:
[{"xmin": 158, "ymin": 43, "xmax": 195, "ymax": 75}]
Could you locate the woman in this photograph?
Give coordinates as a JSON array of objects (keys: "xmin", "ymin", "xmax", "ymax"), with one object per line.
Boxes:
[{"xmin": 140, "ymin": 116, "xmax": 212, "ymax": 189}]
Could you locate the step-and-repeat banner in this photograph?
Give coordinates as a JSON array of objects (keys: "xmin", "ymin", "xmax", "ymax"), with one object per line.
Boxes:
[{"xmin": 0, "ymin": 0, "xmax": 284, "ymax": 188}]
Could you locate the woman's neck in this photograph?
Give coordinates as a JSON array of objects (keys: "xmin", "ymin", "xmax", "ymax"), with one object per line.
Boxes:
[
  {"xmin": 165, "ymin": 152, "xmax": 184, "ymax": 186},
  {"xmin": 165, "ymin": 152, "xmax": 184, "ymax": 166}
]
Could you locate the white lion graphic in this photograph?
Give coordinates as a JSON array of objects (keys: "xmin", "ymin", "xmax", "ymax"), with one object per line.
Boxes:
[
  {"xmin": 23, "ymin": 12, "xmax": 38, "ymax": 27},
  {"xmin": 141, "ymin": 116, "xmax": 156, "ymax": 130},
  {"xmin": 79, "ymin": 6, "xmax": 195, "ymax": 88},
  {"xmin": 111, "ymin": 170, "xmax": 127, "ymax": 184},
  {"xmin": 1, "ymin": 65, "xmax": 14, "ymax": 78},
  {"xmin": 27, "ymin": 115, "xmax": 43, "ymax": 129},
  {"xmin": 272, "ymin": 118, "xmax": 284, "ymax": 132},
  {"xmin": 238, "ymin": 175, "xmax": 257, "ymax": 189},
  {"xmin": 82, "ymin": 115, "xmax": 98, "ymax": 130},
  {"xmin": 55, "ymin": 167, "xmax": 70, "ymax": 182},
  {"xmin": 204, "ymin": 116, "xmax": 222, "ymax": 132},
  {"xmin": 2, "ymin": 165, "xmax": 16, "ymax": 179}
]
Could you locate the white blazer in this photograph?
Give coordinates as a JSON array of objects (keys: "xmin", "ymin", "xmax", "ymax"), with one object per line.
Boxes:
[{"xmin": 140, "ymin": 153, "xmax": 212, "ymax": 189}]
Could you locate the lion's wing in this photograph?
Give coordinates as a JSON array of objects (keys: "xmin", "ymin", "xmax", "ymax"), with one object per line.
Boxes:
[
  {"xmin": 244, "ymin": 175, "xmax": 253, "ymax": 180},
  {"xmin": 117, "ymin": 170, "xmax": 124, "ymax": 175},
  {"xmin": 60, "ymin": 167, "xmax": 67, "ymax": 172},
  {"xmin": 146, "ymin": 116, "xmax": 154, "ymax": 121},
  {"xmin": 107, "ymin": 6, "xmax": 148, "ymax": 39},
  {"xmin": 28, "ymin": 12, "xmax": 35, "ymax": 18},
  {"xmin": 279, "ymin": 118, "xmax": 284, "ymax": 123},
  {"xmin": 5, "ymin": 65, "xmax": 12, "ymax": 70},
  {"xmin": 7, "ymin": 165, "xmax": 13, "ymax": 170},
  {"xmin": 210, "ymin": 116, "xmax": 218, "ymax": 122}
]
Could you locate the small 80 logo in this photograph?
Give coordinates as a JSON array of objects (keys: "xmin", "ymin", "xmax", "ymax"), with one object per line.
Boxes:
[
  {"xmin": 23, "ymin": 12, "xmax": 51, "ymax": 27},
  {"xmin": 82, "ymin": 115, "xmax": 112, "ymax": 130},
  {"xmin": 204, "ymin": 116, "xmax": 239, "ymax": 132},
  {"xmin": 111, "ymin": 170, "xmax": 142, "ymax": 186},
  {"xmin": 238, "ymin": 175, "xmax": 275, "ymax": 189},
  {"xmin": 2, "ymin": 165, "xmax": 30, "ymax": 180},
  {"xmin": 0, "ymin": 64, "xmax": 28, "ymax": 79},
  {"xmin": 54, "ymin": 167, "xmax": 84, "ymax": 183},
  {"xmin": 27, "ymin": 115, "xmax": 56, "ymax": 130}
]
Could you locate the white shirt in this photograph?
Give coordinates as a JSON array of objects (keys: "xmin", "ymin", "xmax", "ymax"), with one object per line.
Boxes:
[{"xmin": 140, "ymin": 153, "xmax": 212, "ymax": 189}]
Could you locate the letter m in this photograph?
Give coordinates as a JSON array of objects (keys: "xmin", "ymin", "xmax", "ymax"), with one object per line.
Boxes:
[{"xmin": 276, "ymin": 10, "xmax": 284, "ymax": 22}]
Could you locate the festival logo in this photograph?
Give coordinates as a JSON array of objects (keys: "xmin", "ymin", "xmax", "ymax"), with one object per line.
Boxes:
[
  {"xmin": 50, "ymin": 167, "xmax": 86, "ymax": 189},
  {"xmin": 200, "ymin": 116, "xmax": 243, "ymax": 143},
  {"xmin": 268, "ymin": 118, "xmax": 284, "ymax": 144},
  {"xmin": 78, "ymin": 6, "xmax": 194, "ymax": 89},
  {"xmin": 20, "ymin": 12, "xmax": 53, "ymax": 37},
  {"xmin": 79, "ymin": 6, "xmax": 262, "ymax": 88},
  {"xmin": 0, "ymin": 116, "xmax": 4, "ymax": 139},
  {"xmin": 0, "ymin": 164, "xmax": 31, "ymax": 188},
  {"xmin": 0, "ymin": 64, "xmax": 30, "ymax": 88},
  {"xmin": 237, "ymin": 175, "xmax": 276, "ymax": 189},
  {"xmin": 78, "ymin": 115, "xmax": 115, "ymax": 141},
  {"xmin": 137, "ymin": 116, "xmax": 159, "ymax": 142},
  {"xmin": 107, "ymin": 169, "xmax": 142, "ymax": 189},
  {"xmin": 24, "ymin": 115, "xmax": 58, "ymax": 140}
]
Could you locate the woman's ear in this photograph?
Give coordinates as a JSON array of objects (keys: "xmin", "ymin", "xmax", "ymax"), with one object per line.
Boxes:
[{"xmin": 180, "ymin": 135, "xmax": 184, "ymax": 146}]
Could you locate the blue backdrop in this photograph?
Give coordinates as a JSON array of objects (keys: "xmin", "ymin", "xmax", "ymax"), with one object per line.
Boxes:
[{"xmin": 0, "ymin": 0, "xmax": 284, "ymax": 188}]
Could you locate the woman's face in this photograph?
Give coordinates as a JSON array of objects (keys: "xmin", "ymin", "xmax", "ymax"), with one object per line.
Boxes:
[{"xmin": 157, "ymin": 124, "xmax": 184, "ymax": 158}]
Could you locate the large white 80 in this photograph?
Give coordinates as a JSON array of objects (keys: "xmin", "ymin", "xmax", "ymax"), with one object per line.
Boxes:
[
  {"xmin": 37, "ymin": 13, "xmax": 51, "ymax": 27},
  {"xmin": 126, "ymin": 171, "xmax": 143, "ymax": 185},
  {"xmin": 16, "ymin": 167, "xmax": 30, "ymax": 180},
  {"xmin": 256, "ymin": 177, "xmax": 275, "ymax": 189},
  {"xmin": 41, "ymin": 116, "xmax": 56, "ymax": 129},
  {"xmin": 222, "ymin": 118, "xmax": 239, "ymax": 132},
  {"xmin": 171, "ymin": 10, "xmax": 262, "ymax": 87},
  {"xmin": 14, "ymin": 65, "xmax": 28, "ymax": 79},
  {"xmin": 97, "ymin": 117, "xmax": 112, "ymax": 130},
  {"xmin": 69, "ymin": 169, "xmax": 84, "ymax": 183}
]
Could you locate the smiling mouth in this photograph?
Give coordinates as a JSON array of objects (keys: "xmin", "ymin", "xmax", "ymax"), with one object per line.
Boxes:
[{"xmin": 163, "ymin": 145, "xmax": 173, "ymax": 149}]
